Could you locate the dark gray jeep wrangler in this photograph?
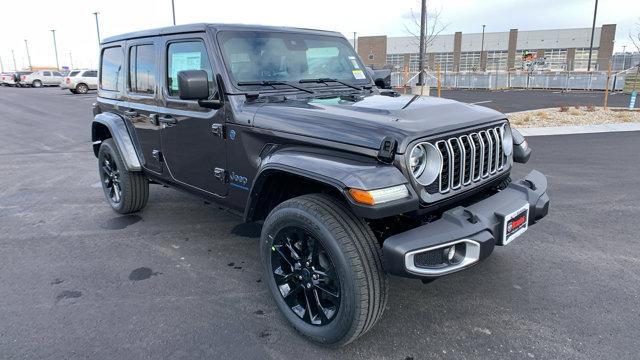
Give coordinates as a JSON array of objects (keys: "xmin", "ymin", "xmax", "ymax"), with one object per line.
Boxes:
[{"xmin": 92, "ymin": 23, "xmax": 549, "ymax": 346}]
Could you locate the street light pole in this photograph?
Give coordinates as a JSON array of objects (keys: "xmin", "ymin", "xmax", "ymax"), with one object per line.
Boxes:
[
  {"xmin": 24, "ymin": 40, "xmax": 32, "ymax": 70},
  {"xmin": 417, "ymin": 0, "xmax": 427, "ymax": 86},
  {"xmin": 480, "ymin": 24, "xmax": 486, "ymax": 71},
  {"xmin": 353, "ymin": 32, "xmax": 357, "ymax": 52},
  {"xmin": 69, "ymin": 52, "xmax": 74, "ymax": 69},
  {"xmin": 0, "ymin": 55, "xmax": 4, "ymax": 72},
  {"xmin": 51, "ymin": 29, "xmax": 60, "ymax": 70},
  {"xmin": 587, "ymin": 0, "xmax": 598, "ymax": 71},
  {"xmin": 12, "ymin": 49, "xmax": 17, "ymax": 70},
  {"xmin": 171, "ymin": 0, "xmax": 176, "ymax": 25},
  {"xmin": 93, "ymin": 12, "xmax": 101, "ymax": 44}
]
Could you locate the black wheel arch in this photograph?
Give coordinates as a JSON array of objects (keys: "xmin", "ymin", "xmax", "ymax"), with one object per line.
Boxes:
[{"xmin": 91, "ymin": 112, "xmax": 142, "ymax": 171}]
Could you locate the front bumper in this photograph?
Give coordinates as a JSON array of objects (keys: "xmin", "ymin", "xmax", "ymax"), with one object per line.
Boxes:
[{"xmin": 383, "ymin": 170, "xmax": 550, "ymax": 279}]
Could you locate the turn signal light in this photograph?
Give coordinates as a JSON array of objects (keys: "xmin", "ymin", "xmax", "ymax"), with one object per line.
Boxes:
[{"xmin": 348, "ymin": 185, "xmax": 409, "ymax": 206}]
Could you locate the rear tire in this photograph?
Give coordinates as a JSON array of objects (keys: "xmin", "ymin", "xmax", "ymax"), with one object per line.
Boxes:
[
  {"xmin": 260, "ymin": 194, "xmax": 387, "ymax": 346},
  {"xmin": 97, "ymin": 138, "xmax": 149, "ymax": 214},
  {"xmin": 76, "ymin": 83, "xmax": 88, "ymax": 94},
  {"xmin": 32, "ymin": 80, "xmax": 42, "ymax": 88}
]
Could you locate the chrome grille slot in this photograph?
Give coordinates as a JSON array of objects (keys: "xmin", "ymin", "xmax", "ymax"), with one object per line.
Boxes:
[
  {"xmin": 422, "ymin": 124, "xmax": 510, "ymax": 198},
  {"xmin": 436, "ymin": 141, "xmax": 450, "ymax": 193},
  {"xmin": 448, "ymin": 138, "xmax": 462, "ymax": 189}
]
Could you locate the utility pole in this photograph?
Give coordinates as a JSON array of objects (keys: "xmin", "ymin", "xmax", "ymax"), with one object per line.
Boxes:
[
  {"xmin": 51, "ymin": 29, "xmax": 60, "ymax": 70},
  {"xmin": 93, "ymin": 12, "xmax": 101, "ymax": 44},
  {"xmin": 69, "ymin": 52, "xmax": 74, "ymax": 69},
  {"xmin": 587, "ymin": 0, "xmax": 598, "ymax": 71},
  {"xmin": 0, "ymin": 55, "xmax": 4, "ymax": 72},
  {"xmin": 480, "ymin": 24, "xmax": 486, "ymax": 71},
  {"xmin": 171, "ymin": 0, "xmax": 176, "ymax": 25},
  {"xmin": 417, "ymin": 0, "xmax": 427, "ymax": 86},
  {"xmin": 24, "ymin": 40, "xmax": 32, "ymax": 70},
  {"xmin": 12, "ymin": 49, "xmax": 17, "ymax": 70}
]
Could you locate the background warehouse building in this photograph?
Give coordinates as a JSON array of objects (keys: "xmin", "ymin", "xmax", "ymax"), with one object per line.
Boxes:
[{"xmin": 356, "ymin": 25, "xmax": 617, "ymax": 72}]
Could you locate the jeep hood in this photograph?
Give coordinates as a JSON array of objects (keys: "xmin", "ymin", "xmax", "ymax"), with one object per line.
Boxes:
[{"xmin": 250, "ymin": 94, "xmax": 506, "ymax": 154}]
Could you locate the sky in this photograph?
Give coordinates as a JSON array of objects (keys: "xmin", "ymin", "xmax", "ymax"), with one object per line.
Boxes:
[{"xmin": 0, "ymin": 0, "xmax": 638, "ymax": 70}]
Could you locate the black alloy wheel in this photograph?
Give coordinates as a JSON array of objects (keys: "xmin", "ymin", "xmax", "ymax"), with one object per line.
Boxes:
[
  {"xmin": 100, "ymin": 152, "xmax": 121, "ymax": 204},
  {"xmin": 271, "ymin": 226, "xmax": 341, "ymax": 326}
]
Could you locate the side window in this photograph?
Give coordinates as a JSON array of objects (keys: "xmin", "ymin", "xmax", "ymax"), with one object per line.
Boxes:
[
  {"xmin": 53, "ymin": 72, "xmax": 62, "ymax": 76},
  {"xmin": 128, "ymin": 44, "xmax": 156, "ymax": 94},
  {"xmin": 43, "ymin": 71, "xmax": 51, "ymax": 76},
  {"xmin": 167, "ymin": 41, "xmax": 213, "ymax": 97},
  {"xmin": 85, "ymin": 71, "xmax": 98, "ymax": 78},
  {"xmin": 101, "ymin": 46, "xmax": 124, "ymax": 92}
]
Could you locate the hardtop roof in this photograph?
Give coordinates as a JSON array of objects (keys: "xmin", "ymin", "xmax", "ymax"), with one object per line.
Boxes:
[{"xmin": 101, "ymin": 23, "xmax": 343, "ymax": 44}]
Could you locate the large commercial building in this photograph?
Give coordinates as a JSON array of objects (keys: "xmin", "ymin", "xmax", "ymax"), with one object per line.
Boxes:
[{"xmin": 356, "ymin": 25, "xmax": 616, "ymax": 72}]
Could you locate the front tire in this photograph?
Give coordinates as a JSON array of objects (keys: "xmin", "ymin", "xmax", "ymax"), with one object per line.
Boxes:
[
  {"xmin": 97, "ymin": 138, "xmax": 149, "ymax": 214},
  {"xmin": 260, "ymin": 194, "xmax": 388, "ymax": 346}
]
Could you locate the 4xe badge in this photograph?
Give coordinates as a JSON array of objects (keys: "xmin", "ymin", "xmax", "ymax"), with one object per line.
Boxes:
[{"xmin": 502, "ymin": 204, "xmax": 529, "ymax": 245}]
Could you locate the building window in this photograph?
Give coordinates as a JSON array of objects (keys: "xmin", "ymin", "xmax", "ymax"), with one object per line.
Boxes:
[
  {"xmin": 385, "ymin": 54, "xmax": 404, "ymax": 70},
  {"xmin": 368, "ymin": 53, "xmax": 375, "ymax": 61},
  {"xmin": 486, "ymin": 51, "xmax": 508, "ymax": 71},
  {"xmin": 459, "ymin": 52, "xmax": 481, "ymax": 72},
  {"xmin": 434, "ymin": 52, "xmax": 454, "ymax": 71},
  {"xmin": 574, "ymin": 48, "xmax": 599, "ymax": 71}
]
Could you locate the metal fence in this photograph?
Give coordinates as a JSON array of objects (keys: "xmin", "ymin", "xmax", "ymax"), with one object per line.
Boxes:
[{"xmin": 391, "ymin": 71, "xmax": 626, "ymax": 91}]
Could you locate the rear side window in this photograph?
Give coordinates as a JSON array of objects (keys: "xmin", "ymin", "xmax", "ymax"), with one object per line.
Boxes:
[
  {"xmin": 84, "ymin": 70, "xmax": 98, "ymax": 78},
  {"xmin": 167, "ymin": 41, "xmax": 213, "ymax": 97},
  {"xmin": 69, "ymin": 71, "xmax": 80, "ymax": 77},
  {"xmin": 129, "ymin": 44, "xmax": 156, "ymax": 94},
  {"xmin": 53, "ymin": 72, "xmax": 62, "ymax": 76},
  {"xmin": 101, "ymin": 46, "xmax": 123, "ymax": 91},
  {"xmin": 43, "ymin": 71, "xmax": 51, "ymax": 76}
]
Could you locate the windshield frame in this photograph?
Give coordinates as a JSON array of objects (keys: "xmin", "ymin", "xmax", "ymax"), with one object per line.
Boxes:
[{"xmin": 215, "ymin": 30, "xmax": 372, "ymax": 93}]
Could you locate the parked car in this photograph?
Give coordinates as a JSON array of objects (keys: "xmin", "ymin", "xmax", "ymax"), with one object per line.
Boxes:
[
  {"xmin": 1, "ymin": 71, "xmax": 32, "ymax": 86},
  {"xmin": 61, "ymin": 69, "xmax": 98, "ymax": 94},
  {"xmin": 91, "ymin": 23, "xmax": 550, "ymax": 346},
  {"xmin": 20, "ymin": 70, "xmax": 63, "ymax": 87}
]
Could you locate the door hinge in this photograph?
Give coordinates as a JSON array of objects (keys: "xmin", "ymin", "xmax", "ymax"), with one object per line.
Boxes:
[
  {"xmin": 152, "ymin": 149, "xmax": 163, "ymax": 162},
  {"xmin": 211, "ymin": 123, "xmax": 224, "ymax": 138},
  {"xmin": 213, "ymin": 167, "xmax": 227, "ymax": 182}
]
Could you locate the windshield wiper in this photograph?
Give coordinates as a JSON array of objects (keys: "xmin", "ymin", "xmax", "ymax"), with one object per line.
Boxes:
[
  {"xmin": 237, "ymin": 80, "xmax": 315, "ymax": 94},
  {"xmin": 299, "ymin": 78, "xmax": 363, "ymax": 91}
]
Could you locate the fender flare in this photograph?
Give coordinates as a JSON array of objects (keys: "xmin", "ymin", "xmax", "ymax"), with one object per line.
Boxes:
[
  {"xmin": 244, "ymin": 147, "xmax": 418, "ymax": 221},
  {"xmin": 92, "ymin": 112, "xmax": 142, "ymax": 171}
]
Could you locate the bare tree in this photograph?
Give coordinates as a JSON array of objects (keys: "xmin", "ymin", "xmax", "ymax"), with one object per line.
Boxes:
[
  {"xmin": 630, "ymin": 18, "xmax": 640, "ymax": 53},
  {"xmin": 402, "ymin": 3, "xmax": 449, "ymax": 68}
]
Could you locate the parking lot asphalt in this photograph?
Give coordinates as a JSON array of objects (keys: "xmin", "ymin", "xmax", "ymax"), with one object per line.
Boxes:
[
  {"xmin": 1, "ymin": 87, "xmax": 639, "ymax": 359},
  {"xmin": 440, "ymin": 89, "xmax": 632, "ymax": 113}
]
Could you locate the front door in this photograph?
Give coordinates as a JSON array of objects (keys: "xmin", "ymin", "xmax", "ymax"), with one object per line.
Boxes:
[
  {"xmin": 123, "ymin": 38, "xmax": 163, "ymax": 174},
  {"xmin": 158, "ymin": 35, "xmax": 228, "ymax": 197}
]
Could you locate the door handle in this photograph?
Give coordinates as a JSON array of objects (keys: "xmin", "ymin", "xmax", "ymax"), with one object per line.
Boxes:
[
  {"xmin": 124, "ymin": 110, "xmax": 138, "ymax": 117},
  {"xmin": 158, "ymin": 115, "xmax": 177, "ymax": 125}
]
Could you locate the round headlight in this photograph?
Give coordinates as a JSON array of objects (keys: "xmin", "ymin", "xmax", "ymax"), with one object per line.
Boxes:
[
  {"xmin": 501, "ymin": 123, "xmax": 513, "ymax": 156},
  {"xmin": 410, "ymin": 144, "xmax": 427, "ymax": 177},
  {"xmin": 409, "ymin": 142, "xmax": 442, "ymax": 186}
]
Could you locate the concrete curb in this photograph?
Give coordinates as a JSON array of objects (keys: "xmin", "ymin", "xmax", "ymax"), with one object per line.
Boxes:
[{"xmin": 517, "ymin": 123, "xmax": 640, "ymax": 137}]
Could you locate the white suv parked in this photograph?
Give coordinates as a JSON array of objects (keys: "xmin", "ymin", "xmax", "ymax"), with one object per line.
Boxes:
[
  {"xmin": 61, "ymin": 69, "xmax": 98, "ymax": 94},
  {"xmin": 20, "ymin": 70, "xmax": 63, "ymax": 87}
]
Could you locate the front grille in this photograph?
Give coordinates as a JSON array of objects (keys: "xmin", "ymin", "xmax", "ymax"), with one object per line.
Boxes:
[{"xmin": 428, "ymin": 125, "xmax": 508, "ymax": 195}]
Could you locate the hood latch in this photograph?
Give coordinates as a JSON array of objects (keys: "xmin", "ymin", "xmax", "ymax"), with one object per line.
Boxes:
[{"xmin": 377, "ymin": 136, "xmax": 397, "ymax": 163}]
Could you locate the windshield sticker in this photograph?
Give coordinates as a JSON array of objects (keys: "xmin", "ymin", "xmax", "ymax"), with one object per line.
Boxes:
[
  {"xmin": 170, "ymin": 52, "xmax": 202, "ymax": 91},
  {"xmin": 352, "ymin": 69, "xmax": 366, "ymax": 80},
  {"xmin": 348, "ymin": 56, "xmax": 360, "ymax": 69}
]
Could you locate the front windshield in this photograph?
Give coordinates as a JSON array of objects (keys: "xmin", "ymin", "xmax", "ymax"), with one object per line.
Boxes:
[{"xmin": 217, "ymin": 30, "xmax": 370, "ymax": 89}]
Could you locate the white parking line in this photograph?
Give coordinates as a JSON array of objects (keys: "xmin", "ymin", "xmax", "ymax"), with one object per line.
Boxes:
[{"xmin": 469, "ymin": 100, "xmax": 492, "ymax": 105}]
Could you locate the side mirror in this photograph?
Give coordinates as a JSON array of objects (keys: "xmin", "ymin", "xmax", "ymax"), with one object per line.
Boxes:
[{"xmin": 177, "ymin": 70, "xmax": 209, "ymax": 100}]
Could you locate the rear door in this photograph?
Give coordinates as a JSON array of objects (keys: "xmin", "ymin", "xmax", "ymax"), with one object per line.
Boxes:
[
  {"xmin": 42, "ymin": 71, "xmax": 52, "ymax": 85},
  {"xmin": 123, "ymin": 38, "xmax": 163, "ymax": 174},
  {"xmin": 84, "ymin": 70, "xmax": 98, "ymax": 89},
  {"xmin": 158, "ymin": 34, "xmax": 228, "ymax": 197}
]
